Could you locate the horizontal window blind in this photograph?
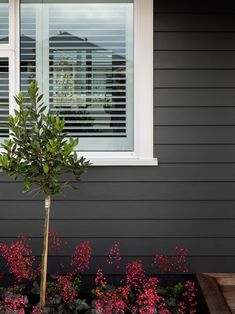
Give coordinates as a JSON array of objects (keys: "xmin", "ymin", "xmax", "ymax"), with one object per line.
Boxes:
[
  {"xmin": 0, "ymin": 58, "xmax": 9, "ymax": 138},
  {"xmin": 20, "ymin": 6, "xmax": 36, "ymax": 96},
  {"xmin": 20, "ymin": 1, "xmax": 134, "ymax": 151},
  {"xmin": 0, "ymin": 1, "xmax": 8, "ymax": 43}
]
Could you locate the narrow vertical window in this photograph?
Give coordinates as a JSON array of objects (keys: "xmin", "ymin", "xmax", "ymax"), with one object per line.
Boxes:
[{"xmin": 20, "ymin": 0, "xmax": 134, "ymax": 151}]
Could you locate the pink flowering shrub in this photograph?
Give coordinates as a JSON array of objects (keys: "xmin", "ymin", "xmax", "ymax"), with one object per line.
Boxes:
[
  {"xmin": 94, "ymin": 269, "xmax": 130, "ymax": 314},
  {"xmin": 134, "ymin": 278, "xmax": 160, "ymax": 314},
  {"xmin": 171, "ymin": 246, "xmax": 189, "ymax": 273},
  {"xmin": 94, "ymin": 259, "xmax": 197, "ymax": 314},
  {"xmin": 95, "ymin": 269, "xmax": 107, "ymax": 288},
  {"xmin": 94, "ymin": 262, "xmax": 161, "ymax": 313},
  {"xmin": 106, "ymin": 241, "xmax": 121, "ymax": 269},
  {"xmin": 41, "ymin": 274, "xmax": 88, "ymax": 313},
  {"xmin": 153, "ymin": 246, "xmax": 189, "ymax": 273},
  {"xmin": 177, "ymin": 280, "xmax": 197, "ymax": 314},
  {"xmin": 126, "ymin": 260, "xmax": 146, "ymax": 290},
  {"xmin": 71, "ymin": 240, "xmax": 92, "ymax": 275},
  {"xmin": 54, "ymin": 274, "xmax": 77, "ymax": 303},
  {"xmin": 0, "ymin": 238, "xmax": 38, "ymax": 282},
  {"xmin": 0, "ymin": 236, "xmax": 198, "ymax": 313},
  {"xmin": 48, "ymin": 229, "xmax": 67, "ymax": 256},
  {"xmin": 0, "ymin": 291, "xmax": 28, "ymax": 314}
]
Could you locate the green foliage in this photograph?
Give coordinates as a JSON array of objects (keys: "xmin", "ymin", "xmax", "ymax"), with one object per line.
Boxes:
[
  {"xmin": 172, "ymin": 282, "xmax": 184, "ymax": 296},
  {"xmin": 73, "ymin": 277, "xmax": 81, "ymax": 293},
  {"xmin": 160, "ymin": 282, "xmax": 184, "ymax": 298},
  {"xmin": 0, "ymin": 81, "xmax": 90, "ymax": 195},
  {"xmin": 43, "ymin": 297, "xmax": 90, "ymax": 314}
]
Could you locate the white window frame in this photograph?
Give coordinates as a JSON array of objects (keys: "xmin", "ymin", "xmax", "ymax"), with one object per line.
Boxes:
[
  {"xmin": 0, "ymin": 0, "xmax": 19, "ymax": 117},
  {"xmin": 3, "ymin": 0, "xmax": 157, "ymax": 166}
]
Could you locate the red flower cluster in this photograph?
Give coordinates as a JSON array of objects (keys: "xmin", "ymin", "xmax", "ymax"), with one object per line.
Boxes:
[
  {"xmin": 134, "ymin": 278, "xmax": 160, "ymax": 314},
  {"xmin": 71, "ymin": 240, "xmax": 92, "ymax": 274},
  {"xmin": 126, "ymin": 260, "xmax": 146, "ymax": 290},
  {"xmin": 0, "ymin": 238, "xmax": 37, "ymax": 282},
  {"xmin": 171, "ymin": 246, "xmax": 189, "ymax": 273},
  {"xmin": 94, "ymin": 259, "xmax": 196, "ymax": 314},
  {"xmin": 48, "ymin": 229, "xmax": 66, "ymax": 256},
  {"xmin": 106, "ymin": 241, "xmax": 121, "ymax": 269},
  {"xmin": 0, "ymin": 292, "xmax": 28, "ymax": 314},
  {"xmin": 55, "ymin": 274, "xmax": 77, "ymax": 303},
  {"xmin": 153, "ymin": 246, "xmax": 189, "ymax": 273},
  {"xmin": 95, "ymin": 269, "xmax": 107, "ymax": 288},
  {"xmin": 94, "ymin": 270, "xmax": 129, "ymax": 314},
  {"xmin": 178, "ymin": 280, "xmax": 197, "ymax": 314},
  {"xmin": 0, "ymin": 235, "xmax": 196, "ymax": 313},
  {"xmin": 94, "ymin": 262, "xmax": 169, "ymax": 314},
  {"xmin": 153, "ymin": 254, "xmax": 170, "ymax": 273}
]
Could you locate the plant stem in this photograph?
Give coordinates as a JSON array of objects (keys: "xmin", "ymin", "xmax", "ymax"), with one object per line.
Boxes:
[{"xmin": 40, "ymin": 194, "xmax": 51, "ymax": 308}]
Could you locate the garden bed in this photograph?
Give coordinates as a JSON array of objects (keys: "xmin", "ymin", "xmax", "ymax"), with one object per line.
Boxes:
[
  {"xmin": 0, "ymin": 273, "xmax": 209, "ymax": 313},
  {"xmin": 0, "ymin": 236, "xmax": 209, "ymax": 313},
  {"xmin": 79, "ymin": 274, "xmax": 210, "ymax": 314}
]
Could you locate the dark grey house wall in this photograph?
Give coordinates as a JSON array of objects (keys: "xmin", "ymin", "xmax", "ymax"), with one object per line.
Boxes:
[{"xmin": 0, "ymin": 0, "xmax": 235, "ymax": 273}]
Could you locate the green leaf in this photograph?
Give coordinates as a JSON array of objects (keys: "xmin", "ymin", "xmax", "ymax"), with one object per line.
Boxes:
[
  {"xmin": 38, "ymin": 105, "xmax": 47, "ymax": 114},
  {"xmin": 0, "ymin": 155, "xmax": 9, "ymax": 169},
  {"xmin": 37, "ymin": 94, "xmax": 44, "ymax": 102},
  {"xmin": 43, "ymin": 164, "xmax": 49, "ymax": 174},
  {"xmin": 23, "ymin": 179, "xmax": 32, "ymax": 193}
]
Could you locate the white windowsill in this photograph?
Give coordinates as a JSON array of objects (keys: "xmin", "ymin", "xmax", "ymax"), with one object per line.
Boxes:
[
  {"xmin": 83, "ymin": 157, "xmax": 158, "ymax": 166},
  {"xmin": 0, "ymin": 146, "xmax": 158, "ymax": 166},
  {"xmin": 76, "ymin": 151, "xmax": 158, "ymax": 166}
]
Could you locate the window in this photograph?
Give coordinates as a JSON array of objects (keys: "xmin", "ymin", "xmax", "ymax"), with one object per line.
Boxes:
[
  {"xmin": 1, "ymin": 0, "xmax": 157, "ymax": 166},
  {"xmin": 21, "ymin": 0, "xmax": 134, "ymax": 152},
  {"xmin": 0, "ymin": 1, "xmax": 18, "ymax": 142}
]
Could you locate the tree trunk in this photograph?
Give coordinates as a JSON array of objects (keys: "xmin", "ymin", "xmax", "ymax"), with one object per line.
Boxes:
[{"xmin": 40, "ymin": 194, "xmax": 51, "ymax": 308}]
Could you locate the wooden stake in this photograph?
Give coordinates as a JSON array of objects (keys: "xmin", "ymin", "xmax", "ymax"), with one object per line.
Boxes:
[{"xmin": 40, "ymin": 194, "xmax": 51, "ymax": 308}]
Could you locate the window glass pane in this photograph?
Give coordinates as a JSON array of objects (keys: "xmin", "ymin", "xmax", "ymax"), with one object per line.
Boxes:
[
  {"xmin": 0, "ymin": 0, "xmax": 8, "ymax": 43},
  {"xmin": 0, "ymin": 58, "xmax": 9, "ymax": 139},
  {"xmin": 20, "ymin": 0, "xmax": 134, "ymax": 151}
]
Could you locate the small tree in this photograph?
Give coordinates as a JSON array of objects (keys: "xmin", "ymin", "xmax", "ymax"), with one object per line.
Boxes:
[{"xmin": 0, "ymin": 82, "xmax": 90, "ymax": 308}]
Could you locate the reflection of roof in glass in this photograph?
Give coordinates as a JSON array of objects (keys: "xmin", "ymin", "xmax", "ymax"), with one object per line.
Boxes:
[{"xmin": 0, "ymin": 32, "xmax": 124, "ymax": 60}]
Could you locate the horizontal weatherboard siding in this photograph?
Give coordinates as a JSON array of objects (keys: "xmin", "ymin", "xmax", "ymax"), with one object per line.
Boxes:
[
  {"xmin": 0, "ymin": 200, "xmax": 234, "ymax": 219},
  {"xmin": 156, "ymin": 0, "xmax": 235, "ymax": 13},
  {"xmin": 0, "ymin": 219, "xmax": 234, "ymax": 237},
  {"xmin": 155, "ymin": 145, "xmax": 235, "ymax": 163},
  {"xmin": 155, "ymin": 51, "xmax": 235, "ymax": 69},
  {"xmin": 155, "ymin": 14, "xmax": 235, "ymax": 32},
  {"xmin": 155, "ymin": 126, "xmax": 235, "ymax": 144},
  {"xmin": 1, "ymin": 163, "xmax": 235, "ymax": 181},
  {"xmin": 156, "ymin": 108, "xmax": 235, "ymax": 125},
  {"xmin": 155, "ymin": 32, "xmax": 235, "ymax": 50},
  {"xmin": 154, "ymin": 89, "xmax": 235, "ymax": 107},
  {"xmin": 1, "ymin": 181, "xmax": 235, "ymax": 199},
  {"xmin": 1, "ymin": 238, "xmax": 235, "ymax": 256},
  {"xmin": 0, "ymin": 0, "xmax": 235, "ymax": 273},
  {"xmin": 1, "ymin": 257, "xmax": 235, "ymax": 274},
  {"xmin": 155, "ymin": 70, "xmax": 235, "ymax": 88}
]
